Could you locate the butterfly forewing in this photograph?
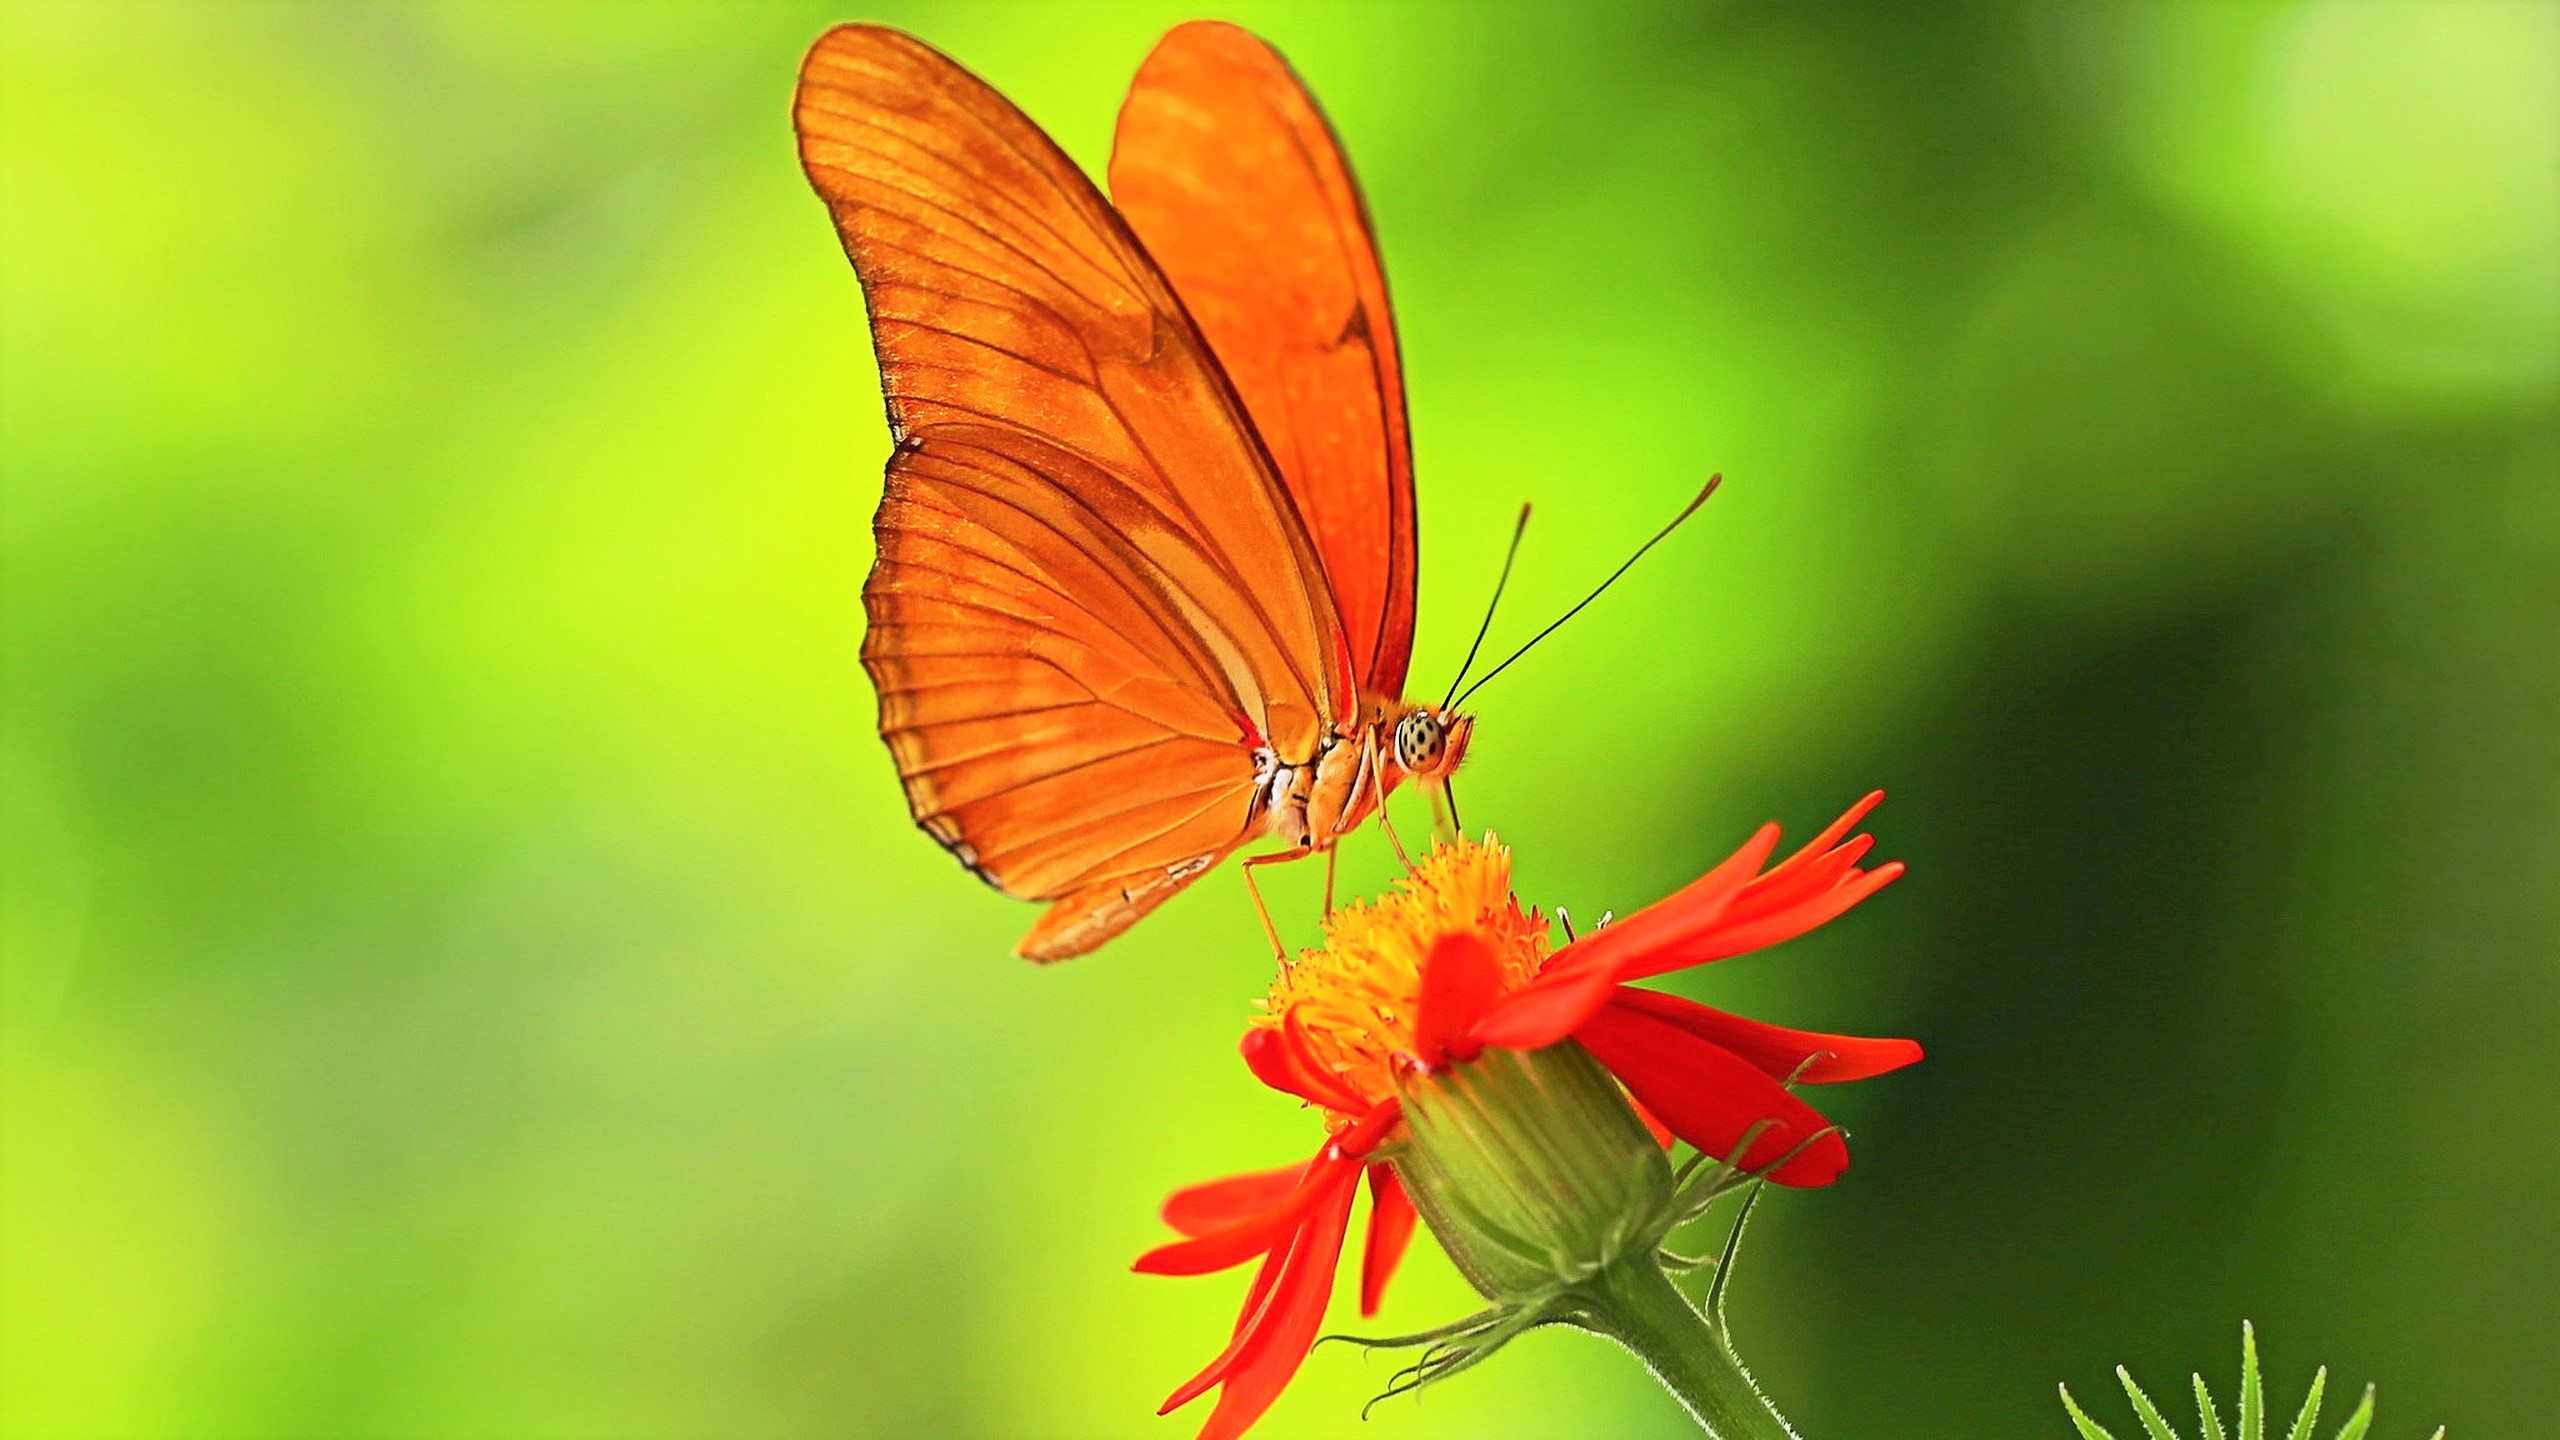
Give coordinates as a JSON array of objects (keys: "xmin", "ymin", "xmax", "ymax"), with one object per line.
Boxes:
[
  {"xmin": 1110, "ymin": 21, "xmax": 1419, "ymax": 701},
  {"xmin": 796, "ymin": 26, "xmax": 1357, "ymax": 956}
]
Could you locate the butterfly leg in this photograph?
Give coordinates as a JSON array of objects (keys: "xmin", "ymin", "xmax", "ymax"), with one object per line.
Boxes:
[
  {"xmin": 1375, "ymin": 806, "xmax": 1416, "ymax": 873},
  {"xmin": 1427, "ymin": 782, "xmax": 1461, "ymax": 845},
  {"xmin": 1240, "ymin": 851, "xmax": 1297, "ymax": 962}
]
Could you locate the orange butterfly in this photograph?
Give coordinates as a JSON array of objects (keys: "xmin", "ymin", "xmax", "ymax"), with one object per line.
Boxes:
[{"xmin": 795, "ymin": 22, "xmax": 1468, "ymax": 961}]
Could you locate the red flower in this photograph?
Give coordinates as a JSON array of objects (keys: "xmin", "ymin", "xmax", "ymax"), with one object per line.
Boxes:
[{"xmin": 1137, "ymin": 793, "xmax": 1924, "ymax": 1438}]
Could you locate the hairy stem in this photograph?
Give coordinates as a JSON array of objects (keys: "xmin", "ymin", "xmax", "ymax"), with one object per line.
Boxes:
[{"xmin": 1576, "ymin": 1256, "xmax": 1800, "ymax": 1440}]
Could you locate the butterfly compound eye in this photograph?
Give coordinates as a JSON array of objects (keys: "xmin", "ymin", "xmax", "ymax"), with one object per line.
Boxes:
[{"xmin": 1393, "ymin": 711, "xmax": 1446, "ymax": 773}]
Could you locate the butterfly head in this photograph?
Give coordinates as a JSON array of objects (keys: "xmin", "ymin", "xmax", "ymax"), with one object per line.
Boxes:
[{"xmin": 1389, "ymin": 705, "xmax": 1472, "ymax": 786}]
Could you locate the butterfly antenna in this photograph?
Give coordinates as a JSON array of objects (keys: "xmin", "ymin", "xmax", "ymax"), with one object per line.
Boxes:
[
  {"xmin": 1442, "ymin": 503, "xmax": 1533, "ymax": 709},
  {"xmin": 1452, "ymin": 475, "xmax": 1720, "ymax": 709}
]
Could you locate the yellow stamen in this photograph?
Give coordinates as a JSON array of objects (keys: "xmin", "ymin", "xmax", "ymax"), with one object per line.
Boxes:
[{"xmin": 1258, "ymin": 838, "xmax": 1550, "ymax": 1117}]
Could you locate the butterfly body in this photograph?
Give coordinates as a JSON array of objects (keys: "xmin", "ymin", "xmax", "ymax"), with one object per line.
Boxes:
[{"xmin": 1257, "ymin": 700, "xmax": 1470, "ymax": 851}]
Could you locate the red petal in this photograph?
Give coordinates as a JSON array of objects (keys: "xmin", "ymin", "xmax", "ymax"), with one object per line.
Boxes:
[
  {"xmin": 1160, "ymin": 1162, "xmax": 1361, "ymax": 1431},
  {"xmin": 1415, "ymin": 932, "xmax": 1505, "ymax": 1067},
  {"xmin": 1628, "ymin": 1093, "xmax": 1676, "ymax": 1149},
  {"xmin": 1135, "ymin": 1145, "xmax": 1359, "ymax": 1275},
  {"xmin": 1157, "ymin": 1164, "xmax": 1348, "ymax": 1413},
  {"xmin": 1180, "ymin": 1185, "xmax": 1301, "ymax": 1370},
  {"xmin": 1605, "ymin": 986, "xmax": 1923, "ymax": 1084},
  {"xmin": 1473, "ymin": 819, "xmax": 1813, "ymax": 1052},
  {"xmin": 1469, "ymin": 957, "xmax": 1620, "ymax": 1051},
  {"xmin": 1195, "ymin": 1174, "xmax": 1358, "ymax": 1440},
  {"xmin": 1722, "ymin": 833, "xmax": 1873, "ymax": 929},
  {"xmin": 1573, "ymin": 1000, "xmax": 1849, "ymax": 1187},
  {"xmin": 1778, "ymin": 789, "xmax": 1883, "ymax": 871},
  {"xmin": 1546, "ymin": 822, "xmax": 1780, "ymax": 980},
  {"xmin": 1163, "ymin": 1161, "xmax": 1312, "ymax": 1239},
  {"xmin": 1334, "ymin": 1098, "xmax": 1405, "ymax": 1158},
  {"xmin": 1225, "ymin": 1241, "xmax": 1287, "ymax": 1343},
  {"xmin": 1357, "ymin": 1165, "xmax": 1419, "ymax": 1318},
  {"xmin": 1687, "ymin": 792, "xmax": 1889, "ymax": 939},
  {"xmin": 1240, "ymin": 1024, "xmax": 1368, "ymax": 1114},
  {"xmin": 1621, "ymin": 862, "xmax": 1904, "ymax": 981}
]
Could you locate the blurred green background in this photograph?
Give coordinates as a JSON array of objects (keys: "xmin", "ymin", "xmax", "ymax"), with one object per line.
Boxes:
[{"xmin": 5, "ymin": 1, "xmax": 2553, "ymax": 1436}]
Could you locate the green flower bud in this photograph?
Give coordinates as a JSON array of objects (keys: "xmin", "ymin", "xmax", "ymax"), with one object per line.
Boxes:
[{"xmin": 1390, "ymin": 1041, "xmax": 1679, "ymax": 1301}]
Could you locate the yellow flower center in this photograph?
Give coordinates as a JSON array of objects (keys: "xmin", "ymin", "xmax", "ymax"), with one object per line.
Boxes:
[{"xmin": 1257, "ymin": 838, "xmax": 1550, "ymax": 1118}]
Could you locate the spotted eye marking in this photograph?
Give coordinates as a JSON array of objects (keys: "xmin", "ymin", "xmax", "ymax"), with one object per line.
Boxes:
[{"xmin": 1393, "ymin": 711, "xmax": 1446, "ymax": 771}]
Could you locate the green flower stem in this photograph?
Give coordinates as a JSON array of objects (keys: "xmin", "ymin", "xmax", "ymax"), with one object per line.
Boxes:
[{"xmin": 1577, "ymin": 1255, "xmax": 1800, "ymax": 1440}]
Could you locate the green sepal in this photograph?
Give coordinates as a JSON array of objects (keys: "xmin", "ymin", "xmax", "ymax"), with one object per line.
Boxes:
[
  {"xmin": 1361, "ymin": 1300, "xmax": 1559, "ymax": 1416},
  {"xmin": 1326, "ymin": 1292, "xmax": 1573, "ymax": 1418}
]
